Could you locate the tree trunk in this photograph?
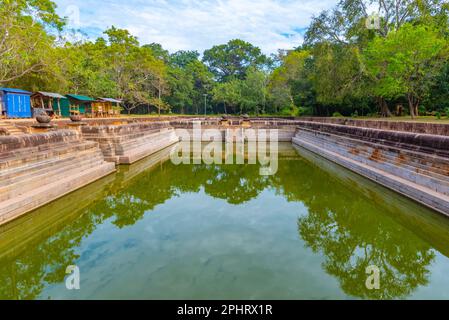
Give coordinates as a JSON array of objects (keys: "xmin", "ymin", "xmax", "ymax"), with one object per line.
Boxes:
[
  {"xmin": 377, "ymin": 97, "xmax": 392, "ymax": 117},
  {"xmin": 408, "ymin": 94, "xmax": 418, "ymax": 119}
]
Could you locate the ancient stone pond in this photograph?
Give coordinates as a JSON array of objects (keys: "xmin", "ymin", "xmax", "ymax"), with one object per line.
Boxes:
[{"xmin": 1, "ymin": 142, "xmax": 449, "ymax": 300}]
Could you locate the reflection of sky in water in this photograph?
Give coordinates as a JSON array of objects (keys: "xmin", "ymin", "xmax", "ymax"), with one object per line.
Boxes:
[{"xmin": 1, "ymin": 144, "xmax": 449, "ymax": 300}]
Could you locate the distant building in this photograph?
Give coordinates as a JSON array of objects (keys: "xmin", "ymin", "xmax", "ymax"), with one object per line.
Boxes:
[
  {"xmin": 65, "ymin": 94, "xmax": 95, "ymax": 116},
  {"xmin": 0, "ymin": 88, "xmax": 32, "ymax": 118},
  {"xmin": 92, "ymin": 98, "xmax": 123, "ymax": 117},
  {"xmin": 31, "ymin": 91, "xmax": 69, "ymax": 117}
]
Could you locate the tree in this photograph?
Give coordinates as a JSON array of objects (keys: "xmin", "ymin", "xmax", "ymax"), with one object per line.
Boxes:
[
  {"xmin": 203, "ymin": 39, "xmax": 270, "ymax": 82},
  {"xmin": 165, "ymin": 67, "xmax": 194, "ymax": 114},
  {"xmin": 364, "ymin": 24, "xmax": 448, "ymax": 118},
  {"xmin": 240, "ymin": 67, "xmax": 268, "ymax": 115},
  {"xmin": 143, "ymin": 43, "xmax": 170, "ymax": 62},
  {"xmin": 268, "ymin": 50, "xmax": 313, "ymax": 114},
  {"xmin": 185, "ymin": 60, "xmax": 214, "ymax": 114},
  {"xmin": 0, "ymin": 0, "xmax": 64, "ymax": 86},
  {"xmin": 170, "ymin": 50, "xmax": 200, "ymax": 68},
  {"xmin": 92, "ymin": 27, "xmax": 169, "ymax": 114},
  {"xmin": 212, "ymin": 80, "xmax": 242, "ymax": 114},
  {"xmin": 305, "ymin": 0, "xmax": 445, "ymax": 45},
  {"xmin": 303, "ymin": 0, "xmax": 449, "ymax": 117}
]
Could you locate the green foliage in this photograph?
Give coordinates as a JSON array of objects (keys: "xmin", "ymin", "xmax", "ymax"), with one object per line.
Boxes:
[
  {"xmin": 0, "ymin": 0, "xmax": 63, "ymax": 86},
  {"xmin": 203, "ymin": 39, "xmax": 270, "ymax": 82},
  {"xmin": 2, "ymin": 0, "xmax": 449, "ymax": 117},
  {"xmin": 364, "ymin": 23, "xmax": 448, "ymax": 117}
]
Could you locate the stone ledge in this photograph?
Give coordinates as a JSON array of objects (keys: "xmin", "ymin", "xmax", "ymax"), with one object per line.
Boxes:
[
  {"xmin": 300, "ymin": 117, "xmax": 449, "ymax": 136},
  {"xmin": 297, "ymin": 121, "xmax": 449, "ymax": 156},
  {"xmin": 293, "ymin": 135, "xmax": 449, "ymax": 216}
]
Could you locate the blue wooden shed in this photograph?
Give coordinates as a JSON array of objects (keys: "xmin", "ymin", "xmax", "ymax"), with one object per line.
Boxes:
[{"xmin": 0, "ymin": 88, "xmax": 32, "ymax": 118}]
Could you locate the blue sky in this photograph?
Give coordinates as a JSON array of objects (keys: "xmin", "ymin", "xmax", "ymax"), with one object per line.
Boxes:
[{"xmin": 54, "ymin": 0, "xmax": 337, "ymax": 54}]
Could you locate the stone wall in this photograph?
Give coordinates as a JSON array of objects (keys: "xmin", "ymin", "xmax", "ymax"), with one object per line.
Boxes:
[
  {"xmin": 81, "ymin": 121, "xmax": 179, "ymax": 164},
  {"xmin": 300, "ymin": 117, "xmax": 449, "ymax": 136},
  {"xmin": 171, "ymin": 119, "xmax": 299, "ymax": 142},
  {"xmin": 0, "ymin": 131, "xmax": 116, "ymax": 224},
  {"xmin": 293, "ymin": 121, "xmax": 449, "ymax": 216}
]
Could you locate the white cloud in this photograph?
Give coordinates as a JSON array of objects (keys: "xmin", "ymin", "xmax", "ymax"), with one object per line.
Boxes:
[{"xmin": 55, "ymin": 0, "xmax": 337, "ymax": 54}]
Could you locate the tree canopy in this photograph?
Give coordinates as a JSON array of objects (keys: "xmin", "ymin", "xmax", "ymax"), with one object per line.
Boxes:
[{"xmin": 1, "ymin": 0, "xmax": 448, "ymax": 118}]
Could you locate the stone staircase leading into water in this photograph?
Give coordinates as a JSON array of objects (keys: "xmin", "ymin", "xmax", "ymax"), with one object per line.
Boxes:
[
  {"xmin": 0, "ymin": 130, "xmax": 116, "ymax": 224},
  {"xmin": 82, "ymin": 121, "xmax": 179, "ymax": 164},
  {"xmin": 292, "ymin": 121, "xmax": 449, "ymax": 216}
]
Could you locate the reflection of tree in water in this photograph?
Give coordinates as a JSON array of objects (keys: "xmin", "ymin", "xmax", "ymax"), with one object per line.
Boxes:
[
  {"xmin": 274, "ymin": 158, "xmax": 435, "ymax": 299},
  {"xmin": 0, "ymin": 161, "xmax": 268, "ymax": 299},
  {"xmin": 0, "ymin": 209, "xmax": 98, "ymax": 299},
  {"xmin": 101, "ymin": 162, "xmax": 269, "ymax": 228},
  {"xmin": 0, "ymin": 155, "xmax": 439, "ymax": 299}
]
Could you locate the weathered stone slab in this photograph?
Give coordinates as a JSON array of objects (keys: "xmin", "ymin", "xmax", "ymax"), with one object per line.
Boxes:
[
  {"xmin": 0, "ymin": 131, "xmax": 116, "ymax": 225},
  {"xmin": 293, "ymin": 123, "xmax": 449, "ymax": 216},
  {"xmin": 81, "ymin": 122, "xmax": 179, "ymax": 164}
]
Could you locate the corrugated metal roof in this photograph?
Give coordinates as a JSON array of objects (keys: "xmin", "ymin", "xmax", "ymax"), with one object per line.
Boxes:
[
  {"xmin": 34, "ymin": 91, "xmax": 67, "ymax": 99},
  {"xmin": 0, "ymin": 88, "xmax": 32, "ymax": 95},
  {"xmin": 99, "ymin": 97, "xmax": 123, "ymax": 103},
  {"xmin": 66, "ymin": 94, "xmax": 95, "ymax": 102}
]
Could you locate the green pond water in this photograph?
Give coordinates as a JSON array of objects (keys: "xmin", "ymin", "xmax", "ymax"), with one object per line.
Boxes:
[{"xmin": 1, "ymin": 143, "xmax": 449, "ymax": 300}]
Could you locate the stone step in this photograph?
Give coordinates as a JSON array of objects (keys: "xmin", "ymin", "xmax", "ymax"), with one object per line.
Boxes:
[
  {"xmin": 0, "ymin": 143, "xmax": 103, "ymax": 181},
  {"xmin": 0, "ymin": 148, "xmax": 104, "ymax": 189},
  {"xmin": 292, "ymin": 136, "xmax": 449, "ymax": 216},
  {"xmin": 0, "ymin": 162, "xmax": 116, "ymax": 224},
  {"xmin": 114, "ymin": 131, "xmax": 177, "ymax": 155},
  {"xmin": 117, "ymin": 134, "xmax": 179, "ymax": 164},
  {"xmin": 297, "ymin": 126, "xmax": 449, "ymax": 168},
  {"xmin": 297, "ymin": 129, "xmax": 449, "ymax": 179},
  {"xmin": 0, "ymin": 140, "xmax": 99, "ymax": 170},
  {"xmin": 297, "ymin": 122, "xmax": 449, "ymax": 157},
  {"xmin": 0, "ymin": 153, "xmax": 106, "ymax": 201},
  {"xmin": 295, "ymin": 131, "xmax": 449, "ymax": 196}
]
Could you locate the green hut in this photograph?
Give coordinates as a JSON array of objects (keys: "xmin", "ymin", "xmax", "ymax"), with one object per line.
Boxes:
[{"xmin": 65, "ymin": 94, "xmax": 95, "ymax": 116}]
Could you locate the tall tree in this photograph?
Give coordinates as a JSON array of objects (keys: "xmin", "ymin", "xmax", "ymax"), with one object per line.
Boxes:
[
  {"xmin": 203, "ymin": 39, "xmax": 270, "ymax": 82},
  {"xmin": 268, "ymin": 50, "xmax": 311, "ymax": 113},
  {"xmin": 0, "ymin": 0, "xmax": 64, "ymax": 86},
  {"xmin": 364, "ymin": 24, "xmax": 448, "ymax": 118}
]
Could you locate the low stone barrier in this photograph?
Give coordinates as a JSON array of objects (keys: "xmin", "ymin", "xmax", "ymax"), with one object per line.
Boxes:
[
  {"xmin": 300, "ymin": 117, "xmax": 449, "ymax": 136},
  {"xmin": 293, "ymin": 121, "xmax": 449, "ymax": 216}
]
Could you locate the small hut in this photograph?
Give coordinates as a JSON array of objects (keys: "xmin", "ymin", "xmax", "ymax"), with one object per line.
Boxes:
[
  {"xmin": 65, "ymin": 94, "xmax": 95, "ymax": 116},
  {"xmin": 0, "ymin": 88, "xmax": 32, "ymax": 118},
  {"xmin": 31, "ymin": 91, "xmax": 68, "ymax": 117},
  {"xmin": 91, "ymin": 98, "xmax": 123, "ymax": 117}
]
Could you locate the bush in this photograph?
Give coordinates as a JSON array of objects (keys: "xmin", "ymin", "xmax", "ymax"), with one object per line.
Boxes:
[
  {"xmin": 332, "ymin": 112, "xmax": 344, "ymax": 118},
  {"xmin": 445, "ymin": 108, "xmax": 449, "ymax": 119},
  {"xmin": 418, "ymin": 106, "xmax": 426, "ymax": 116},
  {"xmin": 280, "ymin": 105, "xmax": 300, "ymax": 116},
  {"xmin": 436, "ymin": 112, "xmax": 441, "ymax": 120},
  {"xmin": 351, "ymin": 110, "xmax": 359, "ymax": 118}
]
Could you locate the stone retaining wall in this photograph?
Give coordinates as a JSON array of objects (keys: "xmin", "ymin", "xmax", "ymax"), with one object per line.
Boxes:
[
  {"xmin": 293, "ymin": 121, "xmax": 449, "ymax": 216},
  {"xmin": 0, "ymin": 131, "xmax": 116, "ymax": 225},
  {"xmin": 81, "ymin": 121, "xmax": 179, "ymax": 164},
  {"xmin": 300, "ymin": 117, "xmax": 449, "ymax": 136}
]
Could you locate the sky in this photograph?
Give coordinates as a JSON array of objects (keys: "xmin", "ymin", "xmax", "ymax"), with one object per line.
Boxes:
[{"xmin": 53, "ymin": 0, "xmax": 338, "ymax": 54}]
